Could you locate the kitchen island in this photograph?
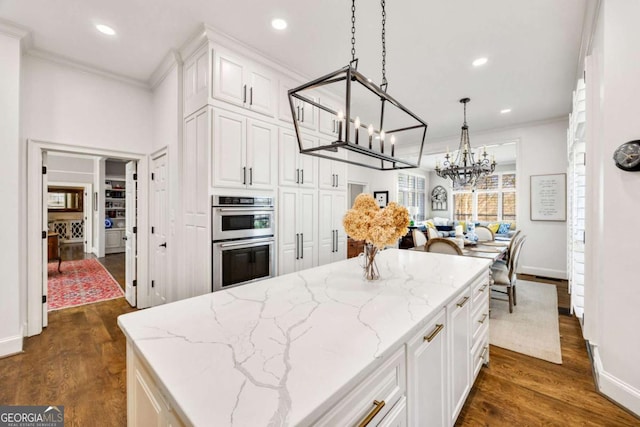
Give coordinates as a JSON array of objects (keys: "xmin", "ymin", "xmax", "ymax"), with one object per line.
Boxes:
[{"xmin": 118, "ymin": 249, "xmax": 491, "ymax": 426}]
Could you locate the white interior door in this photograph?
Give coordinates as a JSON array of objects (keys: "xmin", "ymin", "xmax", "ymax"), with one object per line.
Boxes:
[
  {"xmin": 125, "ymin": 161, "xmax": 138, "ymax": 306},
  {"xmin": 151, "ymin": 152, "xmax": 168, "ymax": 306},
  {"xmin": 83, "ymin": 183, "xmax": 93, "ymax": 253},
  {"xmin": 42, "ymin": 151, "xmax": 48, "ymax": 327}
]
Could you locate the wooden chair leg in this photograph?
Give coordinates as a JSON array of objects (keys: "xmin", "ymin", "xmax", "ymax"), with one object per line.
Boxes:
[
  {"xmin": 513, "ymin": 284, "xmax": 517, "ymax": 306},
  {"xmin": 508, "ymin": 285, "xmax": 513, "ymax": 313},
  {"xmin": 57, "ymin": 257, "xmax": 62, "ymax": 273}
]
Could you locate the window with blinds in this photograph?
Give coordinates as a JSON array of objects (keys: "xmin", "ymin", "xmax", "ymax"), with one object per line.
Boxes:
[
  {"xmin": 453, "ymin": 172, "xmax": 516, "ymax": 223},
  {"xmin": 398, "ymin": 173, "xmax": 426, "ymax": 221}
]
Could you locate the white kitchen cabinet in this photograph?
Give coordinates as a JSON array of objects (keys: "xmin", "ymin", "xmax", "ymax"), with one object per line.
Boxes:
[
  {"xmin": 406, "ymin": 309, "xmax": 447, "ymax": 427},
  {"xmin": 279, "ymin": 128, "xmax": 317, "ymax": 188},
  {"xmin": 278, "ymin": 76, "xmax": 317, "ymax": 131},
  {"xmin": 318, "ymin": 191, "xmax": 347, "ymax": 266},
  {"xmin": 318, "ymin": 138, "xmax": 348, "ymax": 191},
  {"xmin": 213, "ymin": 48, "xmax": 276, "ymax": 117},
  {"xmin": 448, "ymin": 289, "xmax": 472, "ymax": 424},
  {"xmin": 183, "ymin": 44, "xmax": 210, "ymax": 117},
  {"xmin": 378, "ymin": 396, "xmax": 408, "ymax": 427},
  {"xmin": 213, "ymin": 109, "xmax": 276, "ymax": 190},
  {"xmin": 105, "ymin": 229, "xmax": 125, "ymax": 254},
  {"xmin": 278, "ymin": 188, "xmax": 317, "ymax": 275},
  {"xmin": 318, "ymin": 98, "xmax": 341, "ymax": 138}
]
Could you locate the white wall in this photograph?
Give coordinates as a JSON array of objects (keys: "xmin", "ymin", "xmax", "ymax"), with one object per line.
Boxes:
[
  {"xmin": 48, "ymin": 154, "xmax": 94, "ymax": 184},
  {"xmin": 584, "ymin": 0, "xmax": 640, "ymax": 415},
  {"xmin": 424, "ymin": 119, "xmax": 568, "ymax": 279},
  {"xmin": 347, "ymin": 164, "xmax": 430, "ymax": 208},
  {"xmin": 0, "ymin": 30, "xmax": 23, "ymax": 357}
]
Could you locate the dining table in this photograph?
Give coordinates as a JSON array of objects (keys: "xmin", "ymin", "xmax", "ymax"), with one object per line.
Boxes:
[{"xmin": 408, "ymin": 238, "xmax": 509, "ymax": 262}]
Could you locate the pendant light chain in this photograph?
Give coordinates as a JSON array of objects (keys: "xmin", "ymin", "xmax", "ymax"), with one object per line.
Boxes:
[
  {"xmin": 381, "ymin": 0, "xmax": 387, "ymax": 88},
  {"xmin": 351, "ymin": 0, "xmax": 357, "ymax": 63}
]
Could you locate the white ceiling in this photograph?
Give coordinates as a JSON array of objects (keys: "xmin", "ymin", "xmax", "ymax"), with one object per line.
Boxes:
[{"xmin": 0, "ymin": 0, "xmax": 587, "ymax": 139}]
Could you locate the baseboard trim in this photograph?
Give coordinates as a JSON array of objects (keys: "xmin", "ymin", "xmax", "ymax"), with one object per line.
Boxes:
[
  {"xmin": 0, "ymin": 333, "xmax": 23, "ymax": 358},
  {"xmin": 520, "ymin": 265, "xmax": 567, "ymax": 280},
  {"xmin": 591, "ymin": 344, "xmax": 640, "ymax": 417}
]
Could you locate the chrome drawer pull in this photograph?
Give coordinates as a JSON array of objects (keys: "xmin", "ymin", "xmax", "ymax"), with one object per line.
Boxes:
[
  {"xmin": 357, "ymin": 400, "xmax": 386, "ymax": 427},
  {"xmin": 456, "ymin": 296, "xmax": 469, "ymax": 307},
  {"xmin": 480, "ymin": 346, "xmax": 489, "ymax": 360},
  {"xmin": 424, "ymin": 323, "xmax": 444, "ymax": 342}
]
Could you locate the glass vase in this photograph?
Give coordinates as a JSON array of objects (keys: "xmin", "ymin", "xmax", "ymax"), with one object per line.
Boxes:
[{"xmin": 359, "ymin": 243, "xmax": 380, "ymax": 281}]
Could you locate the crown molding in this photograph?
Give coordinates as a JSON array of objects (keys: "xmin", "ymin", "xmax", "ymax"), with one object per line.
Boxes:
[
  {"xmin": 0, "ymin": 18, "xmax": 30, "ymax": 39},
  {"xmin": 178, "ymin": 24, "xmax": 208, "ymax": 60},
  {"xmin": 149, "ymin": 50, "xmax": 182, "ymax": 90},
  {"xmin": 26, "ymin": 48, "xmax": 151, "ymax": 91},
  {"xmin": 576, "ymin": 0, "xmax": 601, "ymax": 80}
]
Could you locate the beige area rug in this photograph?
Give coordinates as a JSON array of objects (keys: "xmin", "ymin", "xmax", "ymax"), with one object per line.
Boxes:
[{"xmin": 489, "ymin": 280, "xmax": 562, "ymax": 364}]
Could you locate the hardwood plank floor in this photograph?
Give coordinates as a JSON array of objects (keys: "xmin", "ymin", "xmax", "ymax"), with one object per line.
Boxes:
[
  {"xmin": 456, "ymin": 314, "xmax": 639, "ymax": 426},
  {"xmin": 59, "ymin": 242, "xmax": 126, "ymax": 289}
]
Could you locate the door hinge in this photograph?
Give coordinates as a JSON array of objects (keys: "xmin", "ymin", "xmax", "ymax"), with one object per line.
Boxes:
[
  {"xmin": 151, "ymin": 226, "xmax": 155, "ymax": 234},
  {"xmin": 42, "ymin": 231, "xmax": 47, "ymax": 239},
  {"xmin": 133, "ymin": 173, "xmax": 138, "ymax": 181},
  {"xmin": 151, "ymin": 280, "xmax": 155, "ymax": 288},
  {"xmin": 42, "ymin": 166, "xmax": 47, "ymax": 174},
  {"xmin": 133, "ymin": 226, "xmax": 137, "ymax": 234},
  {"xmin": 42, "ymin": 295, "xmax": 47, "ymax": 304},
  {"xmin": 151, "ymin": 173, "xmax": 155, "ymax": 180},
  {"xmin": 133, "ymin": 279, "xmax": 137, "ymax": 287}
]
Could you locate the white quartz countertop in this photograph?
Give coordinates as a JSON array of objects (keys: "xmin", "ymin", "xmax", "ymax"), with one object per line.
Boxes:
[{"xmin": 118, "ymin": 249, "xmax": 491, "ymax": 426}]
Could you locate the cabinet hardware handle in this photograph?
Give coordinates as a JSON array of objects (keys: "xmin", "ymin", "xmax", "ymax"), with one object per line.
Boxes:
[
  {"xmin": 478, "ymin": 313, "xmax": 488, "ymax": 324},
  {"xmin": 456, "ymin": 296, "xmax": 469, "ymax": 307},
  {"xmin": 297, "ymin": 105, "xmax": 300, "ymax": 121},
  {"xmin": 249, "ymin": 168, "xmax": 253, "ymax": 185},
  {"xmin": 479, "ymin": 284, "xmax": 488, "ymax": 292},
  {"xmin": 300, "ymin": 233, "xmax": 304, "ymax": 259},
  {"xmin": 249, "ymin": 87, "xmax": 253, "ymax": 105},
  {"xmin": 159, "ymin": 242, "xmax": 167, "ymax": 248},
  {"xmin": 295, "ymin": 233, "xmax": 299, "ymax": 260},
  {"xmin": 301, "ymin": 106, "xmax": 305, "ymax": 122},
  {"xmin": 296, "ymin": 168, "xmax": 300, "ymax": 184},
  {"xmin": 480, "ymin": 345, "xmax": 489, "ymax": 360},
  {"xmin": 335, "ymin": 230, "xmax": 338, "ymax": 252},
  {"xmin": 243, "ymin": 84, "xmax": 247, "ymax": 103},
  {"xmin": 357, "ymin": 400, "xmax": 386, "ymax": 427},
  {"xmin": 243, "ymin": 167, "xmax": 246, "ymax": 185},
  {"xmin": 424, "ymin": 323, "xmax": 444, "ymax": 342},
  {"xmin": 301, "ymin": 169, "xmax": 304, "ymax": 184},
  {"xmin": 335, "ymin": 174, "xmax": 338, "ymax": 187},
  {"xmin": 333, "ymin": 119, "xmax": 336, "ymax": 133},
  {"xmin": 122, "ymin": 236, "xmax": 128, "ymax": 241}
]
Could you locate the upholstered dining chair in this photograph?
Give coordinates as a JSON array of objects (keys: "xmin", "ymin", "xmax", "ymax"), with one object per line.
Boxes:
[
  {"xmin": 494, "ymin": 229, "xmax": 522, "ymax": 268},
  {"xmin": 426, "ymin": 238, "xmax": 463, "ymax": 255},
  {"xmin": 412, "ymin": 229, "xmax": 428, "ymax": 250},
  {"xmin": 426, "ymin": 227, "xmax": 440, "ymax": 240},
  {"xmin": 474, "ymin": 225, "xmax": 495, "ymax": 242},
  {"xmin": 491, "ymin": 235, "xmax": 526, "ymax": 313}
]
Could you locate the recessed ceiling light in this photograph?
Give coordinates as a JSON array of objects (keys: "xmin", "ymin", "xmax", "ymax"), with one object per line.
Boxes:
[
  {"xmin": 271, "ymin": 18, "xmax": 287, "ymax": 30},
  {"xmin": 96, "ymin": 24, "xmax": 116, "ymax": 36},
  {"xmin": 472, "ymin": 57, "xmax": 488, "ymax": 67},
  {"xmin": 500, "ymin": 108, "xmax": 512, "ymax": 114}
]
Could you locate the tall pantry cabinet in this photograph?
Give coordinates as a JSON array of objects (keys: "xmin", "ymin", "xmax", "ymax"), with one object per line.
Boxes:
[{"xmin": 180, "ymin": 29, "xmax": 346, "ymax": 290}]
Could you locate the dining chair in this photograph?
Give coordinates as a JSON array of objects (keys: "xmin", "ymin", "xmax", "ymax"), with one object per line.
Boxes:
[
  {"xmin": 426, "ymin": 238, "xmax": 463, "ymax": 255},
  {"xmin": 490, "ymin": 235, "xmax": 526, "ymax": 313},
  {"xmin": 426, "ymin": 227, "xmax": 440, "ymax": 240},
  {"xmin": 475, "ymin": 225, "xmax": 495, "ymax": 242},
  {"xmin": 412, "ymin": 229, "xmax": 428, "ymax": 250},
  {"xmin": 494, "ymin": 229, "xmax": 522, "ymax": 268}
]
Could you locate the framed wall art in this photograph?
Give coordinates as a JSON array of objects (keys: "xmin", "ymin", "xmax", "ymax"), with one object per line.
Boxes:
[
  {"xmin": 530, "ymin": 173, "xmax": 566, "ymax": 221},
  {"xmin": 373, "ymin": 191, "xmax": 389, "ymax": 208},
  {"xmin": 431, "ymin": 185, "xmax": 448, "ymax": 211}
]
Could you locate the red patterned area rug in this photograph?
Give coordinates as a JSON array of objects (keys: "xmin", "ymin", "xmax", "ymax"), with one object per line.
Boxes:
[{"xmin": 47, "ymin": 258, "xmax": 124, "ymax": 311}]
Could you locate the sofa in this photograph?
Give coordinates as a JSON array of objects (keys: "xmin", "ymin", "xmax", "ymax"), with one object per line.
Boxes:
[{"xmin": 418, "ymin": 217, "xmax": 517, "ymax": 239}]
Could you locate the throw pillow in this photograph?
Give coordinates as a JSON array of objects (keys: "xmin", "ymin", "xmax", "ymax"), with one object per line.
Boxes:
[
  {"xmin": 488, "ymin": 222, "xmax": 500, "ymax": 233},
  {"xmin": 458, "ymin": 221, "xmax": 466, "ymax": 232},
  {"xmin": 425, "ymin": 220, "xmax": 436, "ymax": 229},
  {"xmin": 497, "ymin": 222, "xmax": 511, "ymax": 234}
]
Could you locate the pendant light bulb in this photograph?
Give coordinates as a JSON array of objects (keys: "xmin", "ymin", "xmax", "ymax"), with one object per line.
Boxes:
[{"xmin": 368, "ymin": 124, "xmax": 374, "ymax": 135}]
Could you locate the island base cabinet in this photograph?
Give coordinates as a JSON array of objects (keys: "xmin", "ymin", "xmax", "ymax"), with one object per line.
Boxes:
[
  {"xmin": 127, "ymin": 344, "xmax": 186, "ymax": 427},
  {"xmin": 313, "ymin": 347, "xmax": 406, "ymax": 427},
  {"xmin": 378, "ymin": 396, "xmax": 407, "ymax": 427},
  {"xmin": 448, "ymin": 289, "xmax": 472, "ymax": 425},
  {"xmin": 406, "ymin": 309, "xmax": 447, "ymax": 427}
]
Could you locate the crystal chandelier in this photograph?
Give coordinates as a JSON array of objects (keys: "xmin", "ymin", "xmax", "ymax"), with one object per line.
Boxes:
[
  {"xmin": 288, "ymin": 0, "xmax": 428, "ymax": 170},
  {"xmin": 435, "ymin": 98, "xmax": 496, "ymax": 188}
]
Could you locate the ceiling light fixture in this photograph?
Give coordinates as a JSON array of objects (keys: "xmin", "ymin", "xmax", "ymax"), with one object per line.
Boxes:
[
  {"xmin": 500, "ymin": 108, "xmax": 512, "ymax": 114},
  {"xmin": 472, "ymin": 57, "xmax": 488, "ymax": 67},
  {"xmin": 271, "ymin": 18, "xmax": 287, "ymax": 30},
  {"xmin": 95, "ymin": 24, "xmax": 116, "ymax": 36},
  {"xmin": 435, "ymin": 98, "xmax": 496, "ymax": 188},
  {"xmin": 287, "ymin": 0, "xmax": 427, "ymax": 170}
]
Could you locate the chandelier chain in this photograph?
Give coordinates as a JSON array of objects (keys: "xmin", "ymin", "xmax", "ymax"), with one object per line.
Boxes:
[
  {"xmin": 381, "ymin": 0, "xmax": 387, "ymax": 87},
  {"xmin": 351, "ymin": 0, "xmax": 356, "ymax": 62}
]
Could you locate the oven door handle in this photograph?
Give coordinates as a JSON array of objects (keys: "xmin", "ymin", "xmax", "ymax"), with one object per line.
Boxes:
[
  {"xmin": 216, "ymin": 208, "xmax": 274, "ymax": 214},
  {"xmin": 218, "ymin": 238, "xmax": 274, "ymax": 248}
]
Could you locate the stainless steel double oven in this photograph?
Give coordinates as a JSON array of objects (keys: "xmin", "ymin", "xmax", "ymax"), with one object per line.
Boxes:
[{"xmin": 211, "ymin": 195, "xmax": 275, "ymax": 292}]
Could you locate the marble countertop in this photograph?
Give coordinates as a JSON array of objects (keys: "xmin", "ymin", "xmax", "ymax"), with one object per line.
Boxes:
[{"xmin": 118, "ymin": 249, "xmax": 491, "ymax": 426}]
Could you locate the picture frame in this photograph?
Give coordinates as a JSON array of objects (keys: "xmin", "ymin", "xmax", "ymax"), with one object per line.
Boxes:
[
  {"xmin": 373, "ymin": 191, "xmax": 389, "ymax": 208},
  {"xmin": 530, "ymin": 173, "xmax": 566, "ymax": 221},
  {"xmin": 431, "ymin": 185, "xmax": 448, "ymax": 211}
]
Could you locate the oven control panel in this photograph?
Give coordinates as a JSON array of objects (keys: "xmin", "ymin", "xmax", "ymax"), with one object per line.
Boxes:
[{"xmin": 213, "ymin": 196, "xmax": 273, "ymax": 207}]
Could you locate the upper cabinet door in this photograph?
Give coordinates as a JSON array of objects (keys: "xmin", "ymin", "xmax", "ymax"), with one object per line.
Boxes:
[
  {"xmin": 183, "ymin": 45, "xmax": 210, "ymax": 117},
  {"xmin": 247, "ymin": 67, "xmax": 275, "ymax": 117},
  {"xmin": 213, "ymin": 109, "xmax": 246, "ymax": 188},
  {"xmin": 213, "ymin": 51, "xmax": 246, "ymax": 108},
  {"xmin": 246, "ymin": 119, "xmax": 276, "ymax": 189},
  {"xmin": 279, "ymin": 77, "xmax": 317, "ymax": 130},
  {"xmin": 318, "ymin": 98, "xmax": 340, "ymax": 138}
]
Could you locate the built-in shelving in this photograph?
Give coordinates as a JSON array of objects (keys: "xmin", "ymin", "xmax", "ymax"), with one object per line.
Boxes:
[{"xmin": 105, "ymin": 177, "xmax": 126, "ymax": 254}]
